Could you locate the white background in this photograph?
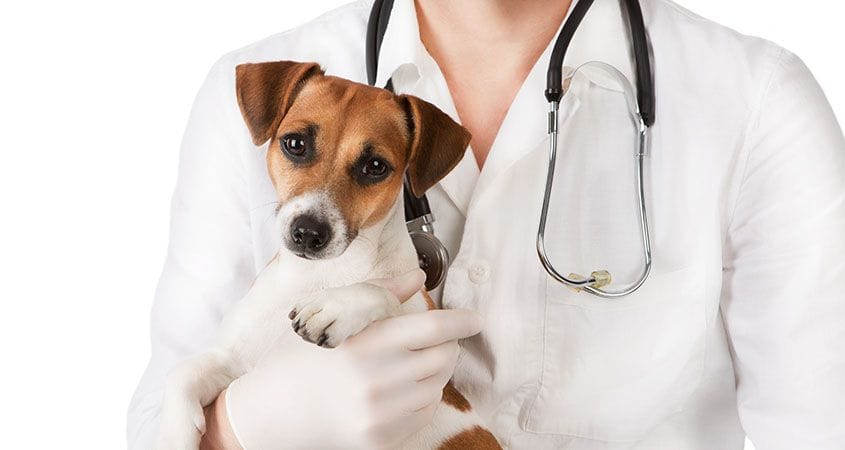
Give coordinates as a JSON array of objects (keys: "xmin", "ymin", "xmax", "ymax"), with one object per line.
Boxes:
[{"xmin": 0, "ymin": 1, "xmax": 841, "ymax": 448}]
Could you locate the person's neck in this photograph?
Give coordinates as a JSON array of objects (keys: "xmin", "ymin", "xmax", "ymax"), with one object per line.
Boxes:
[
  {"xmin": 414, "ymin": 0, "xmax": 573, "ymax": 168},
  {"xmin": 415, "ymin": 0, "xmax": 572, "ymax": 48}
]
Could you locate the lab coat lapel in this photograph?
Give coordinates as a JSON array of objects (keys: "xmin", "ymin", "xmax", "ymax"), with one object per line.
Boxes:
[{"xmin": 414, "ymin": 63, "xmax": 480, "ymax": 216}]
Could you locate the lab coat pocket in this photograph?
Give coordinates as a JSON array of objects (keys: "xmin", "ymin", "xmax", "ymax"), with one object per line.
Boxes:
[{"xmin": 523, "ymin": 264, "xmax": 707, "ymax": 442}]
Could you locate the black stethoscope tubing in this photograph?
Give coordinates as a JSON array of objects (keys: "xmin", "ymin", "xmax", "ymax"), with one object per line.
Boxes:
[{"xmin": 545, "ymin": 0, "xmax": 655, "ymax": 126}]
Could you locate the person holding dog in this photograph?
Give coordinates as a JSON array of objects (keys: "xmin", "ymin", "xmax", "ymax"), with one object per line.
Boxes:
[{"xmin": 129, "ymin": 0, "xmax": 845, "ymax": 449}]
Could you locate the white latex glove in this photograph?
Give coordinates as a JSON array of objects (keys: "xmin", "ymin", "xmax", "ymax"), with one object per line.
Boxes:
[{"xmin": 225, "ymin": 271, "xmax": 484, "ymax": 449}]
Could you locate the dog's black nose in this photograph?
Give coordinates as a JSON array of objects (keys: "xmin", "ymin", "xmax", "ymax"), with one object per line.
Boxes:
[{"xmin": 290, "ymin": 216, "xmax": 331, "ymax": 252}]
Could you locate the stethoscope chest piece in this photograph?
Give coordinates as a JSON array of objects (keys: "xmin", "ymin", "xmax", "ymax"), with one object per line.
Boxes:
[{"xmin": 407, "ymin": 214, "xmax": 450, "ymax": 291}]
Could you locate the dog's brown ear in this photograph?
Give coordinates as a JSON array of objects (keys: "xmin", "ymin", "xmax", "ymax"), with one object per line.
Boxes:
[
  {"xmin": 235, "ymin": 61, "xmax": 323, "ymax": 146},
  {"xmin": 400, "ymin": 95, "xmax": 472, "ymax": 197}
]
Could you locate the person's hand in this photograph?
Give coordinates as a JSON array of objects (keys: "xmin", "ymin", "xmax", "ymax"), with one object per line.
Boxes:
[{"xmin": 222, "ymin": 271, "xmax": 484, "ymax": 449}]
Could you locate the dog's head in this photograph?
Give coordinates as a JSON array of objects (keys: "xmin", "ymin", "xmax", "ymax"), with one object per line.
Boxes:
[{"xmin": 235, "ymin": 61, "xmax": 471, "ymax": 260}]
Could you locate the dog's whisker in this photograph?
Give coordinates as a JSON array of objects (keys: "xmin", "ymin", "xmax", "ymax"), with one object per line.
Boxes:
[
  {"xmin": 354, "ymin": 234, "xmax": 380, "ymax": 254},
  {"xmin": 250, "ymin": 201, "xmax": 280, "ymax": 213}
]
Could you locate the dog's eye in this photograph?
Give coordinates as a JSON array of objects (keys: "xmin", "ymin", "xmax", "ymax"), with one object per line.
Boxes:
[
  {"xmin": 281, "ymin": 133, "xmax": 308, "ymax": 158},
  {"xmin": 350, "ymin": 149, "xmax": 393, "ymax": 186},
  {"xmin": 362, "ymin": 157, "xmax": 390, "ymax": 178}
]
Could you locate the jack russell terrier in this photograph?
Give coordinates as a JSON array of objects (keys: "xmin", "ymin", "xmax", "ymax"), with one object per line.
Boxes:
[{"xmin": 156, "ymin": 60, "xmax": 501, "ymax": 449}]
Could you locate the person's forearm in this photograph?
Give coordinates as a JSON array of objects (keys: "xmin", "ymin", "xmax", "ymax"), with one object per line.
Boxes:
[{"xmin": 200, "ymin": 390, "xmax": 243, "ymax": 450}]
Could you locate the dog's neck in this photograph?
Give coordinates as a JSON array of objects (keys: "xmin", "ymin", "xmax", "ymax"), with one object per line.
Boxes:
[{"xmin": 270, "ymin": 196, "xmax": 419, "ymax": 293}]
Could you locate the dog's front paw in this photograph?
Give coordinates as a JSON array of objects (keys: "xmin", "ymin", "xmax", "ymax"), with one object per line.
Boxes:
[{"xmin": 289, "ymin": 283, "xmax": 399, "ymax": 348}]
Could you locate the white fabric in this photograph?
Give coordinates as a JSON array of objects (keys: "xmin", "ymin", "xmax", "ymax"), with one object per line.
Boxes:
[{"xmin": 128, "ymin": 0, "xmax": 845, "ymax": 448}]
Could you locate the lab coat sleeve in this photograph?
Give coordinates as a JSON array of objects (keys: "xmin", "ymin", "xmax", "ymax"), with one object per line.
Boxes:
[
  {"xmin": 126, "ymin": 56, "xmax": 256, "ymax": 449},
  {"xmin": 721, "ymin": 48, "xmax": 845, "ymax": 448}
]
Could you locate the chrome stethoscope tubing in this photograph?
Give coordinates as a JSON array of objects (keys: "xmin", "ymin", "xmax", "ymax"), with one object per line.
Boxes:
[{"xmin": 536, "ymin": 101, "xmax": 653, "ymax": 298}]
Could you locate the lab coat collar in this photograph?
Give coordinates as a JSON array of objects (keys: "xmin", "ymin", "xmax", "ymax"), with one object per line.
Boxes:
[{"xmin": 373, "ymin": 0, "xmax": 425, "ymax": 90}]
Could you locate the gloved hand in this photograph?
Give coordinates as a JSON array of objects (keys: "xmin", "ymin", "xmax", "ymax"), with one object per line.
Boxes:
[{"xmin": 224, "ymin": 270, "xmax": 484, "ymax": 449}]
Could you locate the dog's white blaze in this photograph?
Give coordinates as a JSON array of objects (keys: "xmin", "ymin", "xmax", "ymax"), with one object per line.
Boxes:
[{"xmin": 276, "ymin": 190, "xmax": 349, "ymax": 258}]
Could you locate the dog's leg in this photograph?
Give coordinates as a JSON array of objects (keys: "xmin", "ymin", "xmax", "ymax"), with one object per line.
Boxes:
[
  {"xmin": 289, "ymin": 282, "xmax": 403, "ymax": 348},
  {"xmin": 156, "ymin": 349, "xmax": 243, "ymax": 450}
]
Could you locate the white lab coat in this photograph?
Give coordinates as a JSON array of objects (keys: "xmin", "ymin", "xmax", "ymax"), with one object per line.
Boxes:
[{"xmin": 127, "ymin": 0, "xmax": 845, "ymax": 448}]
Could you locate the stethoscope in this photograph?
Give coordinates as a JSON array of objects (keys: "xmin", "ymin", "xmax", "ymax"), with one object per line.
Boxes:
[{"xmin": 366, "ymin": 0, "xmax": 655, "ymax": 298}]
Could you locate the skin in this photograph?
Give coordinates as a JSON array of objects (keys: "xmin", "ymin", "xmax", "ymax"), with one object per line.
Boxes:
[
  {"xmin": 200, "ymin": 392, "xmax": 239, "ymax": 450},
  {"xmin": 415, "ymin": 0, "xmax": 573, "ymax": 168},
  {"xmin": 201, "ymin": 0, "xmax": 571, "ymax": 446}
]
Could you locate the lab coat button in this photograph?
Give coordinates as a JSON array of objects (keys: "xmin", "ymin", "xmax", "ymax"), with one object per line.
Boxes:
[{"xmin": 468, "ymin": 261, "xmax": 491, "ymax": 284}]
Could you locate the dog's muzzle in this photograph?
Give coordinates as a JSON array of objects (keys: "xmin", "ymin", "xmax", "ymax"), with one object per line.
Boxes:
[{"xmin": 277, "ymin": 191, "xmax": 349, "ymax": 259}]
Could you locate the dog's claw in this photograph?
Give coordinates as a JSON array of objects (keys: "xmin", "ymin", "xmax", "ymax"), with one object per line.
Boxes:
[
  {"xmin": 317, "ymin": 333, "xmax": 328, "ymax": 347},
  {"xmin": 292, "ymin": 320, "xmax": 301, "ymax": 332},
  {"xmin": 288, "ymin": 309, "xmax": 297, "ymax": 320},
  {"xmin": 295, "ymin": 321, "xmax": 312, "ymax": 341}
]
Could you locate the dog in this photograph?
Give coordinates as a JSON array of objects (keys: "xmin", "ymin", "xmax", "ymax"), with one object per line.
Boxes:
[{"xmin": 155, "ymin": 60, "xmax": 502, "ymax": 450}]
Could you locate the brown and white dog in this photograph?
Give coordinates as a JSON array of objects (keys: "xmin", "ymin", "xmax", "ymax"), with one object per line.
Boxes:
[{"xmin": 156, "ymin": 61, "xmax": 501, "ymax": 450}]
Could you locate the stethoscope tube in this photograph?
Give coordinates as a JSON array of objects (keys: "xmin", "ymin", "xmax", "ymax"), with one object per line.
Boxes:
[
  {"xmin": 536, "ymin": 105, "xmax": 653, "ymax": 298},
  {"xmin": 539, "ymin": 0, "xmax": 655, "ymax": 297},
  {"xmin": 366, "ymin": 0, "xmax": 393, "ymax": 86},
  {"xmin": 546, "ymin": 0, "xmax": 655, "ymax": 126}
]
